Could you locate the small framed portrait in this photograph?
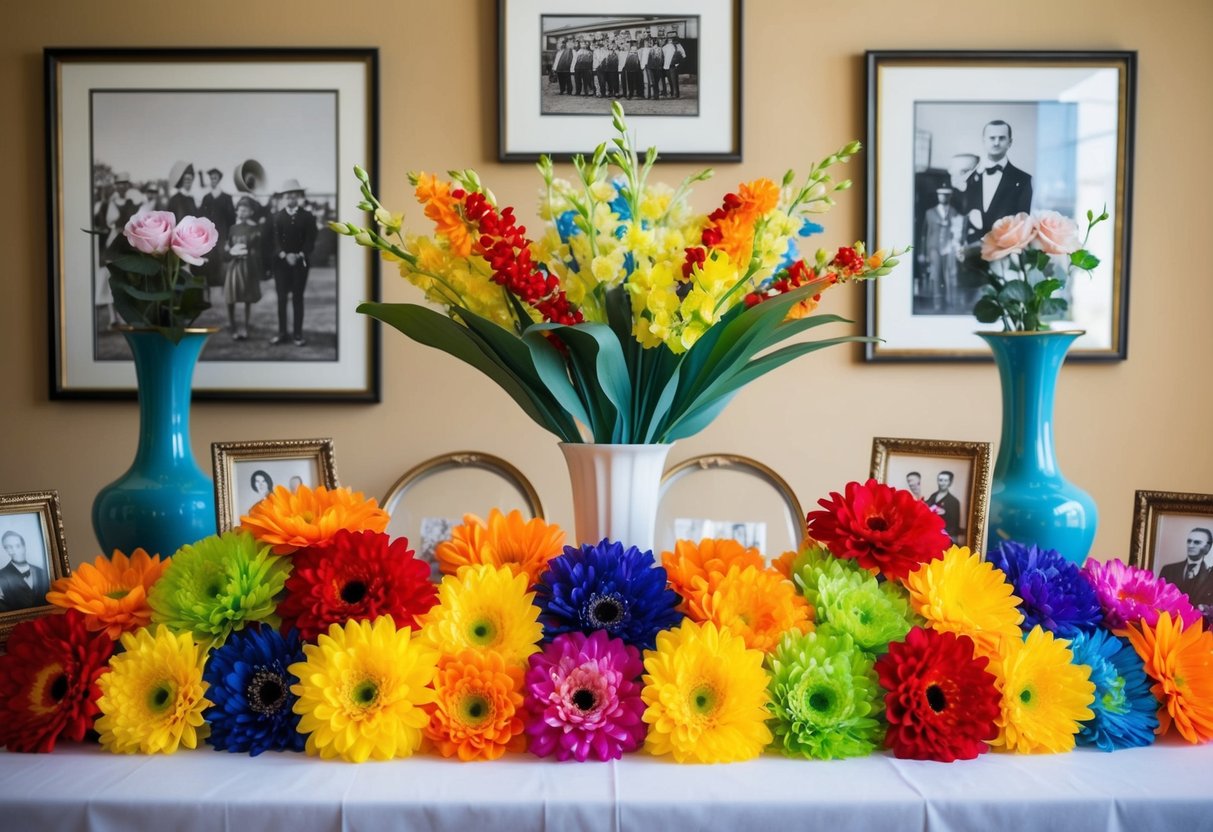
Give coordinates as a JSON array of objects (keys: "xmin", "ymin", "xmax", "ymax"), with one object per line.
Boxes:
[
  {"xmin": 0, "ymin": 491, "xmax": 72, "ymax": 645},
  {"xmin": 497, "ymin": 0, "xmax": 742, "ymax": 161},
  {"xmin": 45, "ymin": 47, "xmax": 381, "ymax": 400},
  {"xmin": 864, "ymin": 51, "xmax": 1136, "ymax": 361},
  {"xmin": 212, "ymin": 438, "xmax": 340, "ymax": 532},
  {"xmin": 1129, "ymin": 491, "xmax": 1213, "ymax": 614},
  {"xmin": 870, "ymin": 437, "xmax": 993, "ymax": 552}
]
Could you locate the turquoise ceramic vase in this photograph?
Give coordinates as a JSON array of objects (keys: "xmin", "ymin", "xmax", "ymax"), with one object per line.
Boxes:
[
  {"xmin": 92, "ymin": 329, "xmax": 217, "ymax": 558},
  {"xmin": 980, "ymin": 330, "xmax": 1096, "ymax": 565}
]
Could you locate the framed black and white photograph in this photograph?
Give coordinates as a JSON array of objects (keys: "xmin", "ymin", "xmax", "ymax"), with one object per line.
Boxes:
[
  {"xmin": 46, "ymin": 48, "xmax": 380, "ymax": 400},
  {"xmin": 0, "ymin": 491, "xmax": 71, "ymax": 645},
  {"xmin": 498, "ymin": 0, "xmax": 741, "ymax": 161},
  {"xmin": 212, "ymin": 437, "xmax": 340, "ymax": 532},
  {"xmin": 865, "ymin": 51, "xmax": 1136, "ymax": 361},
  {"xmin": 870, "ymin": 437, "xmax": 992, "ymax": 551},
  {"xmin": 1130, "ymin": 490, "xmax": 1213, "ymax": 617}
]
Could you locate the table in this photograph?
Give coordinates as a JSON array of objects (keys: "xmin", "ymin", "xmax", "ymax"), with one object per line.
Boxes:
[{"xmin": 1, "ymin": 740, "xmax": 1211, "ymax": 832}]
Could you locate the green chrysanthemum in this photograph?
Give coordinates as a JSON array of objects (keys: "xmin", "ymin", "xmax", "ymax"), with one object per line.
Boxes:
[
  {"xmin": 815, "ymin": 568, "xmax": 917, "ymax": 654},
  {"xmin": 766, "ymin": 624, "xmax": 884, "ymax": 759},
  {"xmin": 149, "ymin": 531, "xmax": 289, "ymax": 645},
  {"xmin": 791, "ymin": 544, "xmax": 867, "ymax": 610}
]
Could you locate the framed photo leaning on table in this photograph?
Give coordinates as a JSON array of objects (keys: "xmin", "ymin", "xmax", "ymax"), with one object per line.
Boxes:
[
  {"xmin": 1130, "ymin": 490, "xmax": 1213, "ymax": 615},
  {"xmin": 870, "ymin": 437, "xmax": 992, "ymax": 552},
  {"xmin": 864, "ymin": 50, "xmax": 1136, "ymax": 361},
  {"xmin": 0, "ymin": 491, "xmax": 71, "ymax": 646},
  {"xmin": 498, "ymin": 0, "xmax": 742, "ymax": 161},
  {"xmin": 211, "ymin": 438, "xmax": 340, "ymax": 533},
  {"xmin": 45, "ymin": 47, "xmax": 380, "ymax": 401}
]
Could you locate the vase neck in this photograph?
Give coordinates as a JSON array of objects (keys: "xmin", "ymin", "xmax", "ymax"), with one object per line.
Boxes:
[{"xmin": 123, "ymin": 331, "xmax": 208, "ymax": 471}]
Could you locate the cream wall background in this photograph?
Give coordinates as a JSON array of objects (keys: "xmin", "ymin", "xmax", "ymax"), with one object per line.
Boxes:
[{"xmin": 2, "ymin": 0, "xmax": 1211, "ymax": 568}]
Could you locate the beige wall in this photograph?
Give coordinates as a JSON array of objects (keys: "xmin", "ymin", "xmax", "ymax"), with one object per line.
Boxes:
[{"xmin": 2, "ymin": 0, "xmax": 1211, "ymax": 567}]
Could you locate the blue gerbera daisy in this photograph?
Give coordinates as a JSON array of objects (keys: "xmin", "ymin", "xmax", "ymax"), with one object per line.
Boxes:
[
  {"xmin": 988, "ymin": 540, "xmax": 1103, "ymax": 636},
  {"xmin": 534, "ymin": 539, "xmax": 683, "ymax": 651},
  {"xmin": 1068, "ymin": 628, "xmax": 1159, "ymax": 751},
  {"xmin": 202, "ymin": 625, "xmax": 306, "ymax": 756}
]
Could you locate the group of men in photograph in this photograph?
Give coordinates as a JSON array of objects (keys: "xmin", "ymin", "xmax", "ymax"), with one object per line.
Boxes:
[{"xmin": 549, "ymin": 29, "xmax": 687, "ymax": 101}]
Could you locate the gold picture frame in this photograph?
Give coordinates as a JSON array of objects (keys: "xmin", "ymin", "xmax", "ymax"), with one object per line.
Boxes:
[
  {"xmin": 211, "ymin": 438, "xmax": 340, "ymax": 532},
  {"xmin": 870, "ymin": 437, "xmax": 992, "ymax": 552},
  {"xmin": 1129, "ymin": 490, "xmax": 1213, "ymax": 611},
  {"xmin": 0, "ymin": 490, "xmax": 72, "ymax": 647}
]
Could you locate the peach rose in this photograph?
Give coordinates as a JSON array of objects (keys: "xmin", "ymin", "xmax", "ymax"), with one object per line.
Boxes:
[
  {"xmin": 981, "ymin": 212, "xmax": 1037, "ymax": 261},
  {"xmin": 170, "ymin": 216, "xmax": 219, "ymax": 266},
  {"xmin": 1032, "ymin": 210, "xmax": 1082, "ymax": 256},
  {"xmin": 122, "ymin": 209, "xmax": 176, "ymax": 255}
]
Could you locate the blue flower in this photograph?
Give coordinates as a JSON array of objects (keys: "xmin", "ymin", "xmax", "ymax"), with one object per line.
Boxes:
[
  {"xmin": 799, "ymin": 219, "xmax": 824, "ymax": 237},
  {"xmin": 555, "ymin": 209, "xmax": 581, "ymax": 242},
  {"xmin": 1068, "ymin": 628, "xmax": 1159, "ymax": 751},
  {"xmin": 609, "ymin": 181, "xmax": 632, "ymax": 223},
  {"xmin": 202, "ymin": 625, "xmax": 306, "ymax": 756},
  {"xmin": 775, "ymin": 220, "xmax": 826, "ymax": 275},
  {"xmin": 988, "ymin": 540, "xmax": 1103, "ymax": 636},
  {"xmin": 534, "ymin": 539, "xmax": 683, "ymax": 651}
]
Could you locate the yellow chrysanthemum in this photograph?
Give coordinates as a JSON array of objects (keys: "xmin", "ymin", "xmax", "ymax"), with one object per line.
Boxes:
[
  {"xmin": 46, "ymin": 548, "xmax": 167, "ymax": 640},
  {"xmin": 987, "ymin": 626, "xmax": 1095, "ymax": 753},
  {"xmin": 435, "ymin": 509, "xmax": 566, "ymax": 584},
  {"xmin": 424, "ymin": 649, "xmax": 526, "ymax": 761},
  {"xmin": 423, "ymin": 565, "xmax": 543, "ymax": 666},
  {"xmin": 662, "ymin": 538, "xmax": 767, "ymax": 605},
  {"xmin": 1125, "ymin": 612, "xmax": 1213, "ymax": 743},
  {"xmin": 289, "ymin": 616, "xmax": 439, "ymax": 762},
  {"xmin": 904, "ymin": 546, "xmax": 1023, "ymax": 657},
  {"xmin": 682, "ymin": 565, "xmax": 813, "ymax": 653},
  {"xmin": 95, "ymin": 625, "xmax": 210, "ymax": 754},
  {"xmin": 239, "ymin": 484, "xmax": 389, "ymax": 555},
  {"xmin": 641, "ymin": 619, "xmax": 773, "ymax": 763}
]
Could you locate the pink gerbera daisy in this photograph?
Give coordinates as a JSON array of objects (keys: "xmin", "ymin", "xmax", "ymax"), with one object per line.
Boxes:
[{"xmin": 1082, "ymin": 557, "xmax": 1202, "ymax": 632}]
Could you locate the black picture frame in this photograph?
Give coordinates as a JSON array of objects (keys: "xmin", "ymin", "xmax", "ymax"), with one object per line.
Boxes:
[
  {"xmin": 864, "ymin": 50, "xmax": 1136, "ymax": 362},
  {"xmin": 45, "ymin": 47, "xmax": 381, "ymax": 401}
]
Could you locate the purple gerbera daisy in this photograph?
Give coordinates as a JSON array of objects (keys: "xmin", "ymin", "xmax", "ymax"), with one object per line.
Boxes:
[
  {"xmin": 1082, "ymin": 557, "xmax": 1202, "ymax": 631},
  {"xmin": 987, "ymin": 541, "xmax": 1102, "ymax": 636},
  {"xmin": 524, "ymin": 630, "xmax": 647, "ymax": 761}
]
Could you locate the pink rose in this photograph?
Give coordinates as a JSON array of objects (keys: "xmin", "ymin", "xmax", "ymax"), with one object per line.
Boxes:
[
  {"xmin": 170, "ymin": 216, "xmax": 219, "ymax": 266},
  {"xmin": 1032, "ymin": 210, "xmax": 1082, "ymax": 256},
  {"xmin": 981, "ymin": 212, "xmax": 1037, "ymax": 261},
  {"xmin": 122, "ymin": 209, "xmax": 176, "ymax": 255}
]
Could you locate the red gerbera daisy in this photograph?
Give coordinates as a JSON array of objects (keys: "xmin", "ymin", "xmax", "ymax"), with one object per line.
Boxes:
[
  {"xmin": 806, "ymin": 479, "xmax": 950, "ymax": 581},
  {"xmin": 0, "ymin": 610, "xmax": 114, "ymax": 752},
  {"xmin": 277, "ymin": 529, "xmax": 438, "ymax": 641},
  {"xmin": 874, "ymin": 626, "xmax": 1001, "ymax": 762}
]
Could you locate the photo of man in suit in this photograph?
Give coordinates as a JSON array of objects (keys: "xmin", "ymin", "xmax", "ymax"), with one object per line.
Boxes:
[
  {"xmin": 1159, "ymin": 527, "xmax": 1213, "ymax": 608},
  {"xmin": 961, "ymin": 119, "xmax": 1033, "ymax": 242},
  {"xmin": 269, "ymin": 179, "xmax": 318, "ymax": 348},
  {"xmin": 925, "ymin": 471, "xmax": 962, "ymax": 544},
  {"xmin": 0, "ymin": 530, "xmax": 50, "ymax": 611}
]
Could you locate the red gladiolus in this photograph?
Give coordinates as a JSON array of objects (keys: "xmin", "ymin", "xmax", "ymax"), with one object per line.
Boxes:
[{"xmin": 830, "ymin": 246, "xmax": 865, "ymax": 275}]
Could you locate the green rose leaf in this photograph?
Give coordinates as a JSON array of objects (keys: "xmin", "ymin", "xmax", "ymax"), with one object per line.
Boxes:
[
  {"xmin": 1033, "ymin": 278, "xmax": 1064, "ymax": 300},
  {"xmin": 974, "ymin": 296, "xmax": 1004, "ymax": 323},
  {"xmin": 1070, "ymin": 250, "xmax": 1100, "ymax": 271},
  {"xmin": 998, "ymin": 280, "xmax": 1032, "ymax": 306}
]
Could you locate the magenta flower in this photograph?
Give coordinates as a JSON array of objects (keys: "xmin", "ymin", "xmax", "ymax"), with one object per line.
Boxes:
[
  {"xmin": 524, "ymin": 630, "xmax": 646, "ymax": 761},
  {"xmin": 1082, "ymin": 557, "xmax": 1202, "ymax": 631}
]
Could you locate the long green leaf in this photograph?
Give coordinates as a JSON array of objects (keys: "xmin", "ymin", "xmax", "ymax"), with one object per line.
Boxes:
[
  {"xmin": 660, "ymin": 393, "xmax": 737, "ymax": 442},
  {"xmin": 521, "ymin": 331, "xmax": 594, "ymax": 434},
  {"xmin": 531, "ymin": 322, "xmax": 633, "ymax": 442}
]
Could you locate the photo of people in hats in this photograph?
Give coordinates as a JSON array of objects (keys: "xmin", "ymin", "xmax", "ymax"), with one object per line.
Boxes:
[{"xmin": 90, "ymin": 89, "xmax": 341, "ymax": 361}]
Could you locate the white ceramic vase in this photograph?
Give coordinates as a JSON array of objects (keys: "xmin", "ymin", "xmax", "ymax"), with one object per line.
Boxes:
[{"xmin": 559, "ymin": 443, "xmax": 673, "ymax": 553}]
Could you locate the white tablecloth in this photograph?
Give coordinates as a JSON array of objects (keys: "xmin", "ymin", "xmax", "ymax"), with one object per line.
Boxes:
[{"xmin": 1, "ymin": 740, "xmax": 1211, "ymax": 832}]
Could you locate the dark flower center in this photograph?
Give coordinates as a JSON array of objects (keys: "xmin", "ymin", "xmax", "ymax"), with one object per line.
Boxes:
[
  {"xmin": 572, "ymin": 689, "xmax": 597, "ymax": 711},
  {"xmin": 866, "ymin": 516, "xmax": 889, "ymax": 532},
  {"xmin": 809, "ymin": 691, "xmax": 832, "ymax": 712},
  {"xmin": 49, "ymin": 674, "xmax": 69, "ymax": 702},
  {"xmin": 585, "ymin": 593, "xmax": 626, "ymax": 629},
  {"xmin": 246, "ymin": 669, "xmax": 287, "ymax": 715},
  {"xmin": 341, "ymin": 580, "xmax": 368, "ymax": 604},
  {"xmin": 925, "ymin": 684, "xmax": 947, "ymax": 713}
]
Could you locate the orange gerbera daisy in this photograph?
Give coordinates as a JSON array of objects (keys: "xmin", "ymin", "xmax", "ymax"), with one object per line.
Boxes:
[
  {"xmin": 414, "ymin": 172, "xmax": 472, "ymax": 258},
  {"xmin": 424, "ymin": 649, "xmax": 526, "ymax": 761},
  {"xmin": 435, "ymin": 509, "xmax": 565, "ymax": 584},
  {"xmin": 240, "ymin": 485, "xmax": 389, "ymax": 555},
  {"xmin": 46, "ymin": 549, "xmax": 167, "ymax": 640},
  {"xmin": 682, "ymin": 565, "xmax": 813, "ymax": 652},
  {"xmin": 771, "ymin": 550, "xmax": 799, "ymax": 580},
  {"xmin": 662, "ymin": 538, "xmax": 765, "ymax": 603},
  {"xmin": 1124, "ymin": 611, "xmax": 1213, "ymax": 743},
  {"xmin": 736, "ymin": 178, "xmax": 780, "ymax": 219}
]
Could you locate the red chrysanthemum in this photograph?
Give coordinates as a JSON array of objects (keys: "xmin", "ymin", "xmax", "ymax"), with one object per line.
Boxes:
[
  {"xmin": 277, "ymin": 529, "xmax": 438, "ymax": 641},
  {"xmin": 806, "ymin": 479, "xmax": 950, "ymax": 581},
  {"xmin": 0, "ymin": 610, "xmax": 114, "ymax": 752},
  {"xmin": 874, "ymin": 626, "xmax": 1001, "ymax": 762}
]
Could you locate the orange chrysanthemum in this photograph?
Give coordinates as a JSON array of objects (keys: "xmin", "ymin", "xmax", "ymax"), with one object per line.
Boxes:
[
  {"xmin": 45, "ymin": 549, "xmax": 167, "ymax": 640},
  {"xmin": 1124, "ymin": 612, "xmax": 1213, "ymax": 743},
  {"xmin": 239, "ymin": 485, "xmax": 389, "ymax": 555},
  {"xmin": 771, "ymin": 550, "xmax": 799, "ymax": 580},
  {"xmin": 425, "ymin": 649, "xmax": 526, "ymax": 761},
  {"xmin": 414, "ymin": 172, "xmax": 472, "ymax": 258},
  {"xmin": 737, "ymin": 178, "xmax": 780, "ymax": 219},
  {"xmin": 682, "ymin": 565, "xmax": 813, "ymax": 652},
  {"xmin": 662, "ymin": 538, "xmax": 766, "ymax": 604},
  {"xmin": 435, "ymin": 509, "xmax": 565, "ymax": 584}
]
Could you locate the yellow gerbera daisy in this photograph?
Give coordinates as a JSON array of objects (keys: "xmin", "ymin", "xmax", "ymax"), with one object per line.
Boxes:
[
  {"xmin": 95, "ymin": 625, "xmax": 211, "ymax": 754},
  {"xmin": 240, "ymin": 484, "xmax": 389, "ymax": 555},
  {"xmin": 423, "ymin": 564, "xmax": 543, "ymax": 666},
  {"xmin": 46, "ymin": 548, "xmax": 167, "ymax": 640},
  {"xmin": 682, "ymin": 565, "xmax": 813, "ymax": 653},
  {"xmin": 904, "ymin": 546, "xmax": 1023, "ymax": 657},
  {"xmin": 641, "ymin": 619, "xmax": 773, "ymax": 763},
  {"xmin": 435, "ymin": 509, "xmax": 566, "ymax": 584},
  {"xmin": 987, "ymin": 625, "xmax": 1095, "ymax": 753},
  {"xmin": 662, "ymin": 538, "xmax": 766, "ymax": 604},
  {"xmin": 289, "ymin": 616, "xmax": 439, "ymax": 762}
]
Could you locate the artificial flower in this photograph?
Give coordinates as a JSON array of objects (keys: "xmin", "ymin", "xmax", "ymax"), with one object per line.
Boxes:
[
  {"xmin": 148, "ymin": 531, "xmax": 288, "ymax": 645},
  {"xmin": 1066, "ymin": 628, "xmax": 1158, "ymax": 751},
  {"xmin": 524, "ymin": 630, "xmax": 647, "ymax": 761},
  {"xmin": 0, "ymin": 610, "xmax": 114, "ymax": 753},
  {"xmin": 202, "ymin": 626, "xmax": 306, "ymax": 756},
  {"xmin": 423, "ymin": 564, "xmax": 543, "ymax": 666},
  {"xmin": 1082, "ymin": 557, "xmax": 1202, "ymax": 632},
  {"xmin": 277, "ymin": 529, "xmax": 437, "ymax": 641},
  {"xmin": 815, "ymin": 566, "xmax": 916, "ymax": 655},
  {"xmin": 770, "ymin": 549, "xmax": 799, "ymax": 580},
  {"xmin": 95, "ymin": 625, "xmax": 211, "ymax": 754},
  {"xmin": 1124, "ymin": 612, "xmax": 1213, "ymax": 743},
  {"xmin": 661, "ymin": 538, "xmax": 765, "ymax": 603},
  {"xmin": 535, "ymin": 539, "xmax": 683, "ymax": 651},
  {"xmin": 641, "ymin": 620, "xmax": 772, "ymax": 763},
  {"xmin": 806, "ymin": 479, "xmax": 951, "ymax": 581},
  {"xmin": 240, "ymin": 484, "xmax": 390, "ymax": 555},
  {"xmin": 425, "ymin": 649, "xmax": 526, "ymax": 761},
  {"xmin": 987, "ymin": 541, "xmax": 1102, "ymax": 636},
  {"xmin": 290, "ymin": 616, "xmax": 439, "ymax": 762},
  {"xmin": 904, "ymin": 546, "xmax": 1023, "ymax": 657},
  {"xmin": 789, "ymin": 543, "xmax": 867, "ymax": 610},
  {"xmin": 987, "ymin": 625, "xmax": 1095, "ymax": 753},
  {"xmin": 873, "ymin": 626, "xmax": 1000, "ymax": 761},
  {"xmin": 46, "ymin": 548, "xmax": 167, "ymax": 639},
  {"xmin": 680, "ymin": 564, "xmax": 812, "ymax": 652},
  {"xmin": 766, "ymin": 624, "xmax": 883, "ymax": 760},
  {"xmin": 435, "ymin": 508, "xmax": 566, "ymax": 584}
]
